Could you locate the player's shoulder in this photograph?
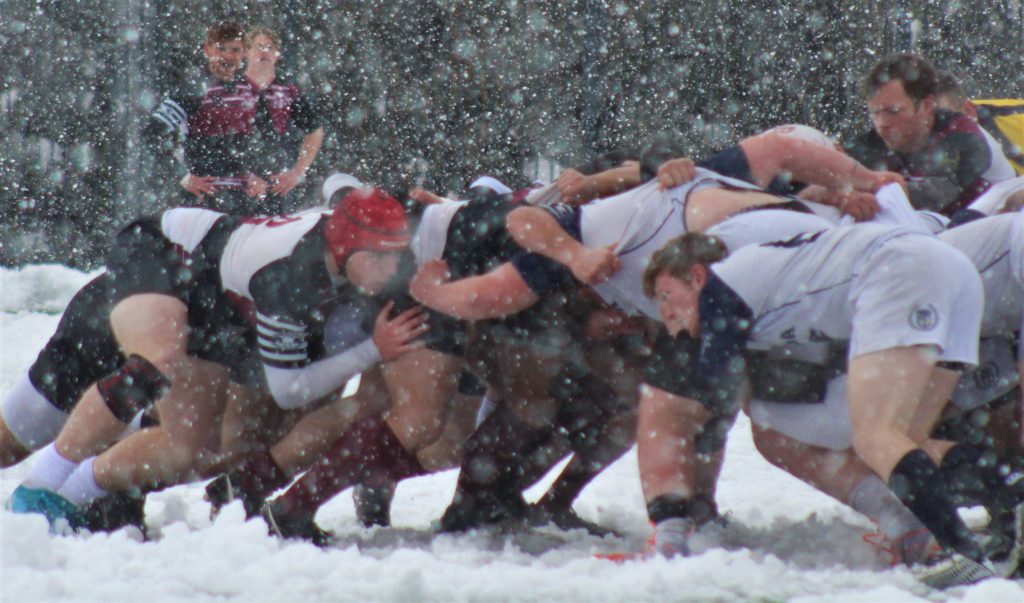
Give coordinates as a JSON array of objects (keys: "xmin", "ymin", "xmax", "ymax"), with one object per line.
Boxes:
[{"xmin": 933, "ymin": 109, "xmax": 984, "ymax": 137}]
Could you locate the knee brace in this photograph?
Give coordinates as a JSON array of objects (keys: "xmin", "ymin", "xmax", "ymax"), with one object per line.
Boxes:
[{"xmin": 96, "ymin": 354, "xmax": 171, "ymax": 423}]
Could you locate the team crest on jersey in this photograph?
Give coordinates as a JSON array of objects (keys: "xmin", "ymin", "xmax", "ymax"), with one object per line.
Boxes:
[{"xmin": 908, "ymin": 304, "xmax": 938, "ymax": 331}]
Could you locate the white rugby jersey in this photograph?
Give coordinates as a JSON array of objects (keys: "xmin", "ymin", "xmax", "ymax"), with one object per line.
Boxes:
[
  {"xmin": 714, "ymin": 224, "xmax": 924, "ymax": 351},
  {"xmin": 160, "ymin": 207, "xmax": 226, "ymax": 252},
  {"xmin": 980, "ymin": 127, "xmax": 1018, "ymax": 184},
  {"xmin": 966, "ymin": 176, "xmax": 1024, "ymax": 215},
  {"xmin": 577, "ymin": 170, "xmax": 831, "ymax": 319},
  {"xmin": 218, "ymin": 207, "xmax": 332, "ymax": 302},
  {"xmin": 940, "ymin": 212, "xmax": 1024, "ymax": 341},
  {"xmin": 410, "ymin": 200, "xmax": 466, "ymax": 264}
]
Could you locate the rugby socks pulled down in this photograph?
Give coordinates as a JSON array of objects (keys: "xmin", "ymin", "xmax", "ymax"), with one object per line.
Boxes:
[
  {"xmin": 21, "ymin": 443, "xmax": 78, "ymax": 492},
  {"xmin": 849, "ymin": 474, "xmax": 927, "ymax": 542},
  {"xmin": 889, "ymin": 449, "xmax": 984, "ymax": 562}
]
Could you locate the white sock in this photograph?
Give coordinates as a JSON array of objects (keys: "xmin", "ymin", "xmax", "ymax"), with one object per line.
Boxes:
[
  {"xmin": 21, "ymin": 444, "xmax": 78, "ymax": 492},
  {"xmin": 849, "ymin": 475, "xmax": 925, "ymax": 539},
  {"xmin": 653, "ymin": 517, "xmax": 694, "ymax": 557},
  {"xmin": 57, "ymin": 457, "xmax": 108, "ymax": 506}
]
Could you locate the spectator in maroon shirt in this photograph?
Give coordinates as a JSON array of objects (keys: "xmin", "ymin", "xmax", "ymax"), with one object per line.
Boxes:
[{"xmin": 243, "ymin": 27, "xmax": 325, "ymax": 213}]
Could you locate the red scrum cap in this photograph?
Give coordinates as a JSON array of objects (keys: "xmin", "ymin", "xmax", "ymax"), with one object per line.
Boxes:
[{"xmin": 323, "ymin": 188, "xmax": 410, "ymax": 270}]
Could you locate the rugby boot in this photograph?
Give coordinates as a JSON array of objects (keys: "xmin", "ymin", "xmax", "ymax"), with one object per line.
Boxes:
[
  {"xmin": 916, "ymin": 554, "xmax": 996, "ymax": 589},
  {"xmin": 984, "ymin": 499, "xmax": 1024, "ymax": 577},
  {"xmin": 439, "ymin": 486, "xmax": 529, "ymax": 533},
  {"xmin": 206, "ymin": 449, "xmax": 288, "ymax": 519},
  {"xmin": 528, "ymin": 501, "xmax": 618, "ymax": 537},
  {"xmin": 262, "ymin": 500, "xmax": 332, "ymax": 548},
  {"xmin": 7, "ymin": 485, "xmax": 85, "ymax": 532},
  {"xmin": 863, "ymin": 527, "xmax": 945, "ymax": 567},
  {"xmin": 80, "ymin": 491, "xmax": 147, "ymax": 534}
]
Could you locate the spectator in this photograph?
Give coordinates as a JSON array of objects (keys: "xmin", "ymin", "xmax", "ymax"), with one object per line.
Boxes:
[
  {"xmin": 935, "ymin": 73, "xmax": 1016, "ymax": 186},
  {"xmin": 146, "ymin": 21, "xmax": 269, "ymax": 215},
  {"xmin": 845, "ymin": 53, "xmax": 994, "ymax": 216},
  {"xmin": 243, "ymin": 27, "xmax": 325, "ymax": 213}
]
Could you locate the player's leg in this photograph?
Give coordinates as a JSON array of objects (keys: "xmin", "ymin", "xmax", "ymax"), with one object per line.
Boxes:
[
  {"xmin": 0, "ymin": 374, "xmax": 64, "ymax": 467},
  {"xmin": 54, "ymin": 216, "xmax": 214, "ymax": 495},
  {"xmin": 922, "ymin": 366, "xmax": 1024, "ymax": 567},
  {"xmin": 3, "ymin": 273, "xmax": 122, "ymax": 471},
  {"xmin": 351, "ymin": 389, "xmax": 484, "ymax": 529},
  {"xmin": 750, "ymin": 420, "xmax": 936, "ymax": 565},
  {"xmin": 530, "ymin": 360, "xmax": 638, "ymax": 534},
  {"xmin": 438, "ymin": 329, "xmax": 567, "ymax": 532},
  {"xmin": 637, "ymin": 384, "xmax": 727, "ymax": 557},
  {"xmin": 380, "ymin": 348, "xmax": 462, "ymax": 454},
  {"xmin": 207, "ymin": 367, "xmax": 392, "ymax": 517},
  {"xmin": 58, "ymin": 355, "xmax": 230, "ymax": 506}
]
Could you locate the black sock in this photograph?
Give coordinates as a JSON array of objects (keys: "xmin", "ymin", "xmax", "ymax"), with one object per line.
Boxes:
[
  {"xmin": 889, "ymin": 449, "xmax": 984, "ymax": 562},
  {"xmin": 646, "ymin": 493, "xmax": 718, "ymax": 525}
]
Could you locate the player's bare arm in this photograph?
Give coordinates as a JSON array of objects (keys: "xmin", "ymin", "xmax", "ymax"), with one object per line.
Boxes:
[
  {"xmin": 741, "ymin": 132, "xmax": 905, "ymax": 193},
  {"xmin": 506, "ymin": 206, "xmax": 622, "ymax": 284},
  {"xmin": 410, "ymin": 260, "xmax": 539, "ymax": 321},
  {"xmin": 556, "ymin": 161, "xmax": 641, "ymax": 205}
]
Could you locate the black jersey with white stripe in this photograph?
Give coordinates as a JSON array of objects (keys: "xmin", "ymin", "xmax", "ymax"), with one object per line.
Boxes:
[{"xmin": 216, "ymin": 209, "xmax": 339, "ymax": 369}]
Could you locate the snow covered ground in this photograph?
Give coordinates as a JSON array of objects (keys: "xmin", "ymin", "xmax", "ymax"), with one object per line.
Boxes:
[{"xmin": 1, "ymin": 264, "xmax": 1022, "ymax": 603}]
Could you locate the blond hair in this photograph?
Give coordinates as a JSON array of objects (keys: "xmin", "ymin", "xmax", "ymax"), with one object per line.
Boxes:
[{"xmin": 245, "ymin": 26, "xmax": 281, "ymax": 51}]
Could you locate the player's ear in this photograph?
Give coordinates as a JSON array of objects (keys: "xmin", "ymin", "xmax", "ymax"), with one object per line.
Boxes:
[
  {"xmin": 921, "ymin": 94, "xmax": 936, "ymax": 115},
  {"xmin": 691, "ymin": 264, "xmax": 708, "ymax": 288}
]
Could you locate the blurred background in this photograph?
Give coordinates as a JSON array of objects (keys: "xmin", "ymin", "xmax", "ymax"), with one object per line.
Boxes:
[{"xmin": 1, "ymin": 0, "xmax": 1020, "ymax": 267}]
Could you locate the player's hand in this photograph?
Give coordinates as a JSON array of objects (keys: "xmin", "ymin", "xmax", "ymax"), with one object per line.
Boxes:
[
  {"xmin": 245, "ymin": 174, "xmax": 269, "ymax": 198},
  {"xmin": 409, "ymin": 187, "xmax": 445, "ymax": 205},
  {"xmin": 872, "ymin": 170, "xmax": 907, "ymax": 193},
  {"xmin": 657, "ymin": 158, "xmax": 696, "ymax": 189},
  {"xmin": 557, "ymin": 169, "xmax": 598, "ymax": 205},
  {"xmin": 571, "ymin": 242, "xmax": 622, "ymax": 284},
  {"xmin": 372, "ymin": 301, "xmax": 428, "ymax": 361},
  {"xmin": 270, "ymin": 169, "xmax": 303, "ymax": 196},
  {"xmin": 856, "ymin": 167, "xmax": 907, "ymax": 195},
  {"xmin": 1000, "ymin": 190, "xmax": 1024, "ymax": 214},
  {"xmin": 409, "ymin": 259, "xmax": 452, "ymax": 306},
  {"xmin": 181, "ymin": 173, "xmax": 217, "ymax": 198},
  {"xmin": 837, "ymin": 191, "xmax": 881, "ymax": 221}
]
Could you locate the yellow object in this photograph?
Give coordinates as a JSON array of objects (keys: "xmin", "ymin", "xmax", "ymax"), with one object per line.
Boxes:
[{"xmin": 974, "ymin": 99, "xmax": 1024, "ymax": 175}]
